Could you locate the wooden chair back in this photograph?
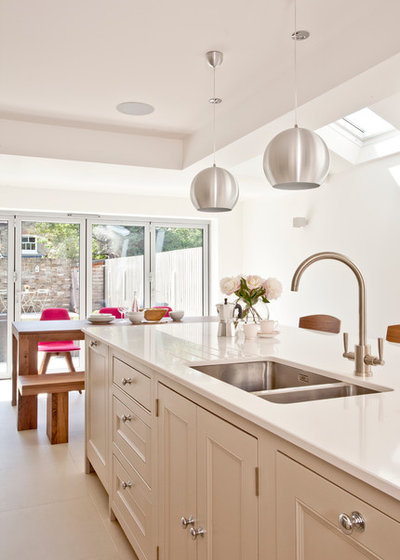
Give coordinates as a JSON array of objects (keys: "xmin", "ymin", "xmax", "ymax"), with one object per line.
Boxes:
[
  {"xmin": 386, "ymin": 325, "xmax": 400, "ymax": 343},
  {"xmin": 299, "ymin": 314, "xmax": 341, "ymax": 334}
]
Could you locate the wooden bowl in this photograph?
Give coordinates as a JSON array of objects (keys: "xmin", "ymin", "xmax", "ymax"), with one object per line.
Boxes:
[{"xmin": 144, "ymin": 308, "xmax": 167, "ymax": 322}]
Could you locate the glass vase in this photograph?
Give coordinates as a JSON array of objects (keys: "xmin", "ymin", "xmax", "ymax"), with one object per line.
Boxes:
[{"xmin": 241, "ymin": 301, "xmax": 270, "ymax": 324}]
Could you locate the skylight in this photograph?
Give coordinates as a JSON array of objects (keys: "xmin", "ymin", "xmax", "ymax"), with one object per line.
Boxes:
[{"xmin": 338, "ymin": 108, "xmax": 394, "ymax": 140}]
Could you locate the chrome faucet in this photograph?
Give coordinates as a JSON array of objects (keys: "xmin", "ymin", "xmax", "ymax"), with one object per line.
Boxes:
[{"xmin": 291, "ymin": 252, "xmax": 384, "ymax": 377}]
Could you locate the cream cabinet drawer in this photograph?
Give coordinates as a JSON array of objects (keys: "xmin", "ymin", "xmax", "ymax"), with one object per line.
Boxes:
[
  {"xmin": 112, "ymin": 357, "xmax": 151, "ymax": 411},
  {"xmin": 112, "ymin": 453, "xmax": 152, "ymax": 560},
  {"xmin": 277, "ymin": 452, "xmax": 400, "ymax": 560},
  {"xmin": 112, "ymin": 394, "xmax": 152, "ymax": 487}
]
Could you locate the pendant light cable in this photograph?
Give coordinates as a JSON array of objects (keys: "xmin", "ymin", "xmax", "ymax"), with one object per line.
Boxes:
[
  {"xmin": 293, "ymin": 0, "xmax": 298, "ymax": 127},
  {"xmin": 212, "ymin": 65, "xmax": 216, "ymax": 165}
]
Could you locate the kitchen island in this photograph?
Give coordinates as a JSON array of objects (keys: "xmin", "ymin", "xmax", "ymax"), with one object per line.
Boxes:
[{"xmin": 83, "ymin": 320, "xmax": 400, "ymax": 560}]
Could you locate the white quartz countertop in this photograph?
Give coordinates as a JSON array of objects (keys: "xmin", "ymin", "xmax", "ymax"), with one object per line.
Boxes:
[{"xmin": 83, "ymin": 321, "xmax": 400, "ymax": 500}]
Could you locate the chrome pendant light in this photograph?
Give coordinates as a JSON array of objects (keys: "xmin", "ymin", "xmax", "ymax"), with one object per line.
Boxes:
[
  {"xmin": 263, "ymin": 2, "xmax": 330, "ymax": 190},
  {"xmin": 190, "ymin": 51, "xmax": 239, "ymax": 212}
]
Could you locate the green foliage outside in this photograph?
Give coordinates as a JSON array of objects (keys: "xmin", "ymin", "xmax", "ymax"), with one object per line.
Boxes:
[
  {"xmin": 34, "ymin": 223, "xmax": 81, "ymax": 260},
  {"xmin": 31, "ymin": 223, "xmax": 203, "ymax": 260},
  {"xmin": 157, "ymin": 227, "xmax": 203, "ymax": 252}
]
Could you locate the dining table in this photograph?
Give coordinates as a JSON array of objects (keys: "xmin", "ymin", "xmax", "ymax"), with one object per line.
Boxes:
[{"xmin": 11, "ymin": 316, "xmax": 217, "ymax": 417}]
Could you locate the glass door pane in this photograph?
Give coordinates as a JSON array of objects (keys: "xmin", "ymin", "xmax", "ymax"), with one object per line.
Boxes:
[
  {"xmin": 152, "ymin": 225, "xmax": 206, "ymax": 316},
  {"xmin": 0, "ymin": 222, "xmax": 10, "ymax": 379},
  {"xmin": 89, "ymin": 223, "xmax": 146, "ymax": 313},
  {"xmin": 17, "ymin": 221, "xmax": 82, "ymax": 320}
]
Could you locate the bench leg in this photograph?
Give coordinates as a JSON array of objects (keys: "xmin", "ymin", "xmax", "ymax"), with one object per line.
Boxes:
[
  {"xmin": 17, "ymin": 392, "xmax": 38, "ymax": 431},
  {"xmin": 47, "ymin": 392, "xmax": 69, "ymax": 444}
]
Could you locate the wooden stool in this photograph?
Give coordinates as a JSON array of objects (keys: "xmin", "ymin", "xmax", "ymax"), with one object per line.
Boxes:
[
  {"xmin": 17, "ymin": 372, "xmax": 84, "ymax": 444},
  {"xmin": 299, "ymin": 314, "xmax": 341, "ymax": 334}
]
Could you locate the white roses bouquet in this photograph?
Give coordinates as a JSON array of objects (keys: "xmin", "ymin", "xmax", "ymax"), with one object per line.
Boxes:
[{"xmin": 220, "ymin": 274, "xmax": 282, "ymax": 323}]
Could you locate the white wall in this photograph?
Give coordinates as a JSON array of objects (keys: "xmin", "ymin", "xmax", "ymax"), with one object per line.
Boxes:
[
  {"xmin": 241, "ymin": 154, "xmax": 400, "ymax": 340},
  {"xmin": 0, "ymin": 184, "xmax": 243, "ymax": 312}
]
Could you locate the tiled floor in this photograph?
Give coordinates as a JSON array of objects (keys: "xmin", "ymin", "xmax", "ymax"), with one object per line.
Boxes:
[{"xmin": 0, "ymin": 380, "xmax": 138, "ymax": 560}]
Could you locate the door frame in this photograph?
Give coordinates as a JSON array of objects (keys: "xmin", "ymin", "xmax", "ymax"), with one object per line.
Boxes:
[{"xmin": 0, "ymin": 216, "xmax": 14, "ymax": 379}]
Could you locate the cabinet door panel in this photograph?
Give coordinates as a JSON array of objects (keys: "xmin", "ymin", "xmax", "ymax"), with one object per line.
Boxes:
[
  {"xmin": 196, "ymin": 407, "xmax": 258, "ymax": 560},
  {"xmin": 158, "ymin": 384, "xmax": 197, "ymax": 560},
  {"xmin": 86, "ymin": 339, "xmax": 109, "ymax": 490},
  {"xmin": 276, "ymin": 452, "xmax": 400, "ymax": 560}
]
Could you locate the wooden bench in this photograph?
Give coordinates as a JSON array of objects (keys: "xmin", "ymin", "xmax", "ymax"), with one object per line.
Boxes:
[{"xmin": 17, "ymin": 372, "xmax": 85, "ymax": 444}]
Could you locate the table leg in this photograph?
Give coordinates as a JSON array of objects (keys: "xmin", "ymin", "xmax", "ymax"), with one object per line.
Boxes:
[
  {"xmin": 12, "ymin": 333, "xmax": 17, "ymax": 406},
  {"xmin": 17, "ymin": 334, "xmax": 39, "ymax": 431}
]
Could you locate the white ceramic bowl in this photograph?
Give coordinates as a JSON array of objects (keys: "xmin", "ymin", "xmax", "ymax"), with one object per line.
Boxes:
[
  {"xmin": 170, "ymin": 310, "xmax": 184, "ymax": 321},
  {"xmin": 127, "ymin": 311, "xmax": 145, "ymax": 324}
]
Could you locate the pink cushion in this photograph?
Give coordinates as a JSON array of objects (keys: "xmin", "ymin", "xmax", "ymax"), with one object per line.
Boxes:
[
  {"xmin": 38, "ymin": 341, "xmax": 80, "ymax": 353},
  {"xmin": 153, "ymin": 306, "xmax": 173, "ymax": 318},
  {"xmin": 99, "ymin": 307, "xmax": 123, "ymax": 319}
]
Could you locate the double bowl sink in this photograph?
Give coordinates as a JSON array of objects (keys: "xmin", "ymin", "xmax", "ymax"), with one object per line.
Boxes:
[{"xmin": 191, "ymin": 360, "xmax": 386, "ymax": 404}]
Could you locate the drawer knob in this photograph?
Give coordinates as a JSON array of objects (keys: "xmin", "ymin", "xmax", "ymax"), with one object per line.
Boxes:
[
  {"xmin": 190, "ymin": 526, "xmax": 206, "ymax": 540},
  {"xmin": 338, "ymin": 511, "xmax": 366, "ymax": 535},
  {"xmin": 121, "ymin": 481, "xmax": 132, "ymax": 489},
  {"xmin": 181, "ymin": 515, "xmax": 195, "ymax": 529},
  {"xmin": 90, "ymin": 340, "xmax": 98, "ymax": 347},
  {"xmin": 121, "ymin": 414, "xmax": 132, "ymax": 423},
  {"xmin": 121, "ymin": 377, "xmax": 132, "ymax": 385}
]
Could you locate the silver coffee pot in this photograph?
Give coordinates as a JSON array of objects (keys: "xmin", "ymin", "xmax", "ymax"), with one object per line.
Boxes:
[{"xmin": 216, "ymin": 298, "xmax": 242, "ymax": 337}]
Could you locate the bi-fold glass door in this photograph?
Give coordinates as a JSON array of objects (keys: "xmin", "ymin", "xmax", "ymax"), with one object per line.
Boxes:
[
  {"xmin": 150, "ymin": 223, "xmax": 208, "ymax": 316},
  {"xmin": 87, "ymin": 219, "xmax": 150, "ymax": 315},
  {"xmin": 87, "ymin": 220, "xmax": 208, "ymax": 316},
  {"xmin": 0, "ymin": 214, "xmax": 208, "ymax": 379}
]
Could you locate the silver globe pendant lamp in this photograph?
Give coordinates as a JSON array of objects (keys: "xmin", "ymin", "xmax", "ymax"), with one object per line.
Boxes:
[
  {"xmin": 190, "ymin": 51, "xmax": 239, "ymax": 212},
  {"xmin": 263, "ymin": 1, "xmax": 330, "ymax": 190}
]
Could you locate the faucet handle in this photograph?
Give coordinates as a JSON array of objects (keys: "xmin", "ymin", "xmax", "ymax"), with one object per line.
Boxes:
[
  {"xmin": 343, "ymin": 332, "xmax": 349, "ymax": 354},
  {"xmin": 343, "ymin": 332, "xmax": 355, "ymax": 361},
  {"xmin": 364, "ymin": 337, "xmax": 385, "ymax": 367},
  {"xmin": 377, "ymin": 337, "xmax": 385, "ymax": 365}
]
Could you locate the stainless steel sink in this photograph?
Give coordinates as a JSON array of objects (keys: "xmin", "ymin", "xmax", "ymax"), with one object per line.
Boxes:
[
  {"xmin": 192, "ymin": 361, "xmax": 339, "ymax": 392},
  {"xmin": 191, "ymin": 360, "xmax": 385, "ymax": 404},
  {"xmin": 254, "ymin": 382, "xmax": 377, "ymax": 404}
]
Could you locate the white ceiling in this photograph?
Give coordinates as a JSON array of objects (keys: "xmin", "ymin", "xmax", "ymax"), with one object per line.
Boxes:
[
  {"xmin": 1, "ymin": 0, "xmax": 400, "ymax": 195},
  {"xmin": 1, "ymin": 2, "xmax": 400, "ymax": 142}
]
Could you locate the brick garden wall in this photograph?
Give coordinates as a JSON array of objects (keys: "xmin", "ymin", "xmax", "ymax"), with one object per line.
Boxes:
[
  {"xmin": 21, "ymin": 257, "xmax": 78, "ymax": 311},
  {"xmin": 0, "ymin": 257, "xmax": 107, "ymax": 314}
]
